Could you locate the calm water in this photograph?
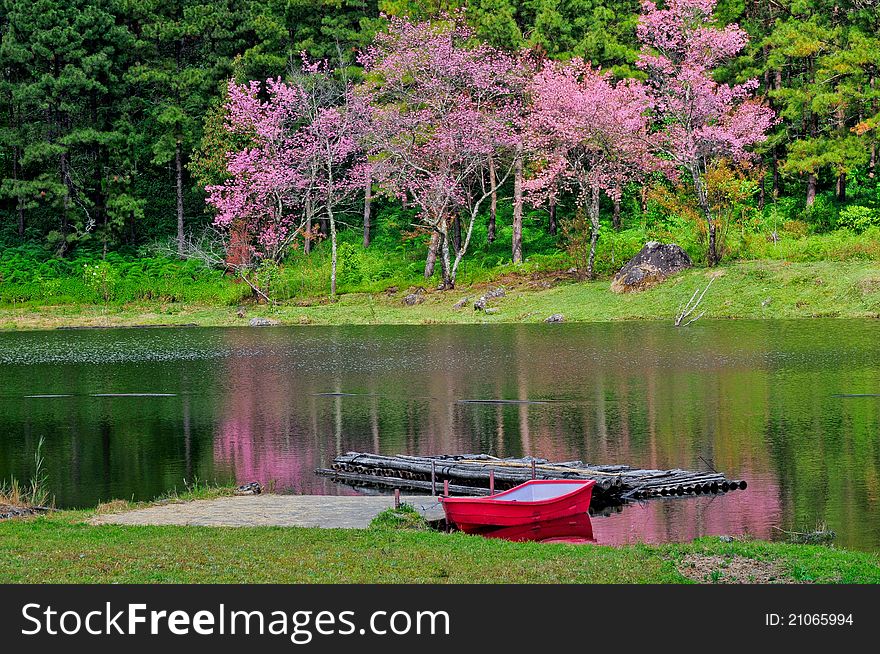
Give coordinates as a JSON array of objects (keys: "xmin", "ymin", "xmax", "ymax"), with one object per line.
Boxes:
[{"xmin": 1, "ymin": 321, "xmax": 879, "ymax": 551}]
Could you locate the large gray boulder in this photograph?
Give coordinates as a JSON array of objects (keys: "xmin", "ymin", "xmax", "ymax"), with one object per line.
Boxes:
[{"xmin": 611, "ymin": 241, "xmax": 692, "ymax": 293}]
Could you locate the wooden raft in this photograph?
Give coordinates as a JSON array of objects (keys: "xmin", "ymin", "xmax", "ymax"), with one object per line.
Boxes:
[{"xmin": 316, "ymin": 452, "xmax": 747, "ymax": 506}]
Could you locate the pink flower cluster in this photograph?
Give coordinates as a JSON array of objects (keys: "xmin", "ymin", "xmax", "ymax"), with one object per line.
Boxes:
[
  {"xmin": 524, "ymin": 60, "xmax": 656, "ymax": 205},
  {"xmin": 206, "ymin": 70, "xmax": 366, "ymax": 262},
  {"xmin": 359, "ymin": 14, "xmax": 522, "ymax": 228},
  {"xmin": 636, "ymin": 0, "xmax": 776, "ymax": 165}
]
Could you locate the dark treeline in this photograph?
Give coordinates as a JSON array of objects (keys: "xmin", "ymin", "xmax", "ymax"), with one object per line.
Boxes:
[{"xmin": 1, "ymin": 0, "xmax": 878, "ymax": 258}]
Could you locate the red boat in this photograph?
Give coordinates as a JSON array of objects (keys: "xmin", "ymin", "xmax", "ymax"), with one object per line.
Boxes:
[
  {"xmin": 475, "ymin": 513, "xmax": 596, "ymax": 544},
  {"xmin": 439, "ymin": 479, "xmax": 596, "ymax": 533}
]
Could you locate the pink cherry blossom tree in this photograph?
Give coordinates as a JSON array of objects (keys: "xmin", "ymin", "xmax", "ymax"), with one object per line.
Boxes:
[
  {"xmin": 207, "ymin": 77, "xmax": 310, "ymax": 271},
  {"xmin": 206, "ymin": 59, "xmax": 366, "ymax": 300},
  {"xmin": 360, "ymin": 15, "xmax": 521, "ymax": 289},
  {"xmin": 636, "ymin": 0, "xmax": 775, "ymax": 266},
  {"xmin": 525, "ymin": 59, "xmax": 654, "ymax": 278}
]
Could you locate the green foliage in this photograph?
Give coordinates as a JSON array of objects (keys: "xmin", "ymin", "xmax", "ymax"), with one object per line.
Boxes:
[
  {"xmin": 82, "ymin": 261, "xmax": 119, "ymax": 303},
  {"xmin": 2, "ymin": 509, "xmax": 880, "ymax": 583},
  {"xmin": 560, "ymin": 208, "xmax": 594, "ymax": 279},
  {"xmin": 801, "ymin": 194, "xmax": 838, "ymax": 232},
  {"xmin": 370, "ymin": 503, "xmax": 429, "ymax": 531},
  {"xmin": 255, "ymin": 259, "xmax": 283, "ymax": 300},
  {"xmin": 337, "ymin": 242, "xmax": 364, "ymax": 286},
  {"xmin": 0, "ymin": 245, "xmax": 248, "ymax": 306},
  {"xmin": 838, "ymin": 206, "xmax": 880, "ymax": 233}
]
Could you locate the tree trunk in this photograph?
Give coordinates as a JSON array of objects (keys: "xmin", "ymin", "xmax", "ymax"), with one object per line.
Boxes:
[
  {"xmin": 304, "ymin": 199, "xmax": 314, "ymax": 254},
  {"xmin": 452, "ymin": 215, "xmax": 462, "ymax": 254},
  {"xmin": 176, "ymin": 141, "xmax": 185, "ymax": 258},
  {"xmin": 707, "ymin": 220, "xmax": 718, "ymax": 267},
  {"xmin": 806, "ymin": 173, "xmax": 817, "ymax": 207},
  {"xmin": 13, "ymin": 145, "xmax": 24, "ymax": 238},
  {"xmin": 758, "ymin": 175, "xmax": 765, "ymax": 210},
  {"xmin": 612, "ymin": 194, "xmax": 621, "ymax": 231},
  {"xmin": 548, "ymin": 198, "xmax": 557, "ymax": 236},
  {"xmin": 363, "ymin": 175, "xmax": 372, "ymax": 248},
  {"xmin": 836, "ymin": 172, "xmax": 846, "ymax": 202},
  {"xmin": 451, "ymin": 207, "xmax": 481, "ymax": 286},
  {"xmin": 512, "ymin": 150, "xmax": 523, "ymax": 264},
  {"xmin": 586, "ymin": 183, "xmax": 601, "ymax": 279},
  {"xmin": 60, "ymin": 151, "xmax": 71, "ymax": 247},
  {"xmin": 691, "ymin": 166, "xmax": 719, "ymax": 266},
  {"xmin": 128, "ymin": 211, "xmax": 137, "ymax": 245},
  {"xmin": 488, "ymin": 157, "xmax": 497, "ymax": 244},
  {"xmin": 871, "ymin": 76, "xmax": 877, "ymax": 179},
  {"xmin": 438, "ymin": 220, "xmax": 452, "ymax": 289},
  {"xmin": 870, "ymin": 142, "xmax": 876, "ymax": 180},
  {"xmin": 328, "ymin": 205, "xmax": 337, "ymax": 300},
  {"xmin": 772, "ymin": 146, "xmax": 781, "ymax": 198},
  {"xmin": 424, "ymin": 230, "xmax": 439, "ymax": 278}
]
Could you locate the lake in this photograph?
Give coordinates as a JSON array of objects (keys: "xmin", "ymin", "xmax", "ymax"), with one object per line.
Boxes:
[{"xmin": 1, "ymin": 320, "xmax": 879, "ymax": 551}]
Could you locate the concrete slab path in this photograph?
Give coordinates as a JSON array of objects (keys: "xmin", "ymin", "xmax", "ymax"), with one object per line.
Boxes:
[{"xmin": 91, "ymin": 494, "xmax": 444, "ymax": 529}]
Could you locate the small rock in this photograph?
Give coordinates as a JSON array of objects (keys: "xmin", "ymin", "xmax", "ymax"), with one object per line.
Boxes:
[
  {"xmin": 234, "ymin": 482, "xmax": 263, "ymax": 496},
  {"xmin": 249, "ymin": 317, "xmax": 279, "ymax": 327},
  {"xmin": 761, "ymin": 297, "xmax": 772, "ymax": 307},
  {"xmin": 402, "ymin": 292, "xmax": 425, "ymax": 306},
  {"xmin": 545, "ymin": 313, "xmax": 565, "ymax": 323},
  {"xmin": 474, "ymin": 286, "xmax": 505, "ymax": 311},
  {"xmin": 485, "ymin": 307, "xmax": 500, "ymax": 315},
  {"xmin": 452, "ymin": 297, "xmax": 471, "ymax": 310},
  {"xmin": 236, "ymin": 305, "xmax": 246, "ymax": 318}
]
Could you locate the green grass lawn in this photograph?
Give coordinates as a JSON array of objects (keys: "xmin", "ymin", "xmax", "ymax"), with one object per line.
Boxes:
[
  {"xmin": 2, "ymin": 259, "xmax": 880, "ymax": 330},
  {"xmin": 1, "ymin": 509, "xmax": 878, "ymax": 584}
]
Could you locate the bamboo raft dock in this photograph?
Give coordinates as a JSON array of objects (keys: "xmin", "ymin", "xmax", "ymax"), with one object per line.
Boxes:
[{"xmin": 317, "ymin": 452, "xmax": 747, "ymax": 506}]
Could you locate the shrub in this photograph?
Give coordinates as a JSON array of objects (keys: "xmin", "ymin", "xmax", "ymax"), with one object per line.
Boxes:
[
  {"xmin": 837, "ymin": 205, "xmax": 880, "ymax": 233},
  {"xmin": 82, "ymin": 261, "xmax": 118, "ymax": 302},
  {"xmin": 337, "ymin": 242, "xmax": 363, "ymax": 286},
  {"xmin": 800, "ymin": 194, "xmax": 838, "ymax": 232},
  {"xmin": 782, "ymin": 220, "xmax": 809, "ymax": 238}
]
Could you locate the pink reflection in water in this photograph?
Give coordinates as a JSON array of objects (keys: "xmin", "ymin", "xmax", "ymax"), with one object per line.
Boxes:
[
  {"xmin": 212, "ymin": 355, "xmax": 360, "ymax": 496},
  {"xmin": 592, "ymin": 473, "xmax": 782, "ymax": 545}
]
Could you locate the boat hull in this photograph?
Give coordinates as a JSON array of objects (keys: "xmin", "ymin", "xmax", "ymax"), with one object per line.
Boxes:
[{"xmin": 440, "ymin": 479, "xmax": 595, "ymax": 533}]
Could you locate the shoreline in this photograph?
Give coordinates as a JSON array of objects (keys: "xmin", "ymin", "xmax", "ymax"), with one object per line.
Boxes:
[
  {"xmin": 2, "ymin": 260, "xmax": 880, "ymax": 331},
  {"xmin": 0, "ymin": 494, "xmax": 877, "ymax": 583}
]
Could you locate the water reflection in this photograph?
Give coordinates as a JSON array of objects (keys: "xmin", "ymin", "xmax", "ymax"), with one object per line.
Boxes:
[
  {"xmin": 474, "ymin": 513, "xmax": 595, "ymax": 544},
  {"xmin": 1, "ymin": 321, "xmax": 879, "ymax": 550}
]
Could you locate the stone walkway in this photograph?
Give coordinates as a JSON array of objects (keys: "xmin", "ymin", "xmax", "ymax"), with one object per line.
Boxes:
[{"xmin": 90, "ymin": 494, "xmax": 444, "ymax": 529}]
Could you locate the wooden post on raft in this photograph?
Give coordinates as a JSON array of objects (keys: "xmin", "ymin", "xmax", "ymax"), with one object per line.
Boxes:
[
  {"xmin": 443, "ymin": 479, "xmax": 449, "ymax": 497},
  {"xmin": 531, "ymin": 460, "xmax": 536, "ymax": 480},
  {"xmin": 431, "ymin": 460, "xmax": 436, "ymax": 495},
  {"xmin": 394, "ymin": 488, "xmax": 400, "ymax": 509},
  {"xmin": 489, "ymin": 470, "xmax": 495, "ymax": 495}
]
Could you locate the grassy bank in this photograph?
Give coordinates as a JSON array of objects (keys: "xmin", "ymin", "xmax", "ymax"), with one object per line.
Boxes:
[
  {"xmin": 2, "ymin": 260, "xmax": 880, "ymax": 330},
  {"xmin": 1, "ymin": 506, "xmax": 878, "ymax": 583}
]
